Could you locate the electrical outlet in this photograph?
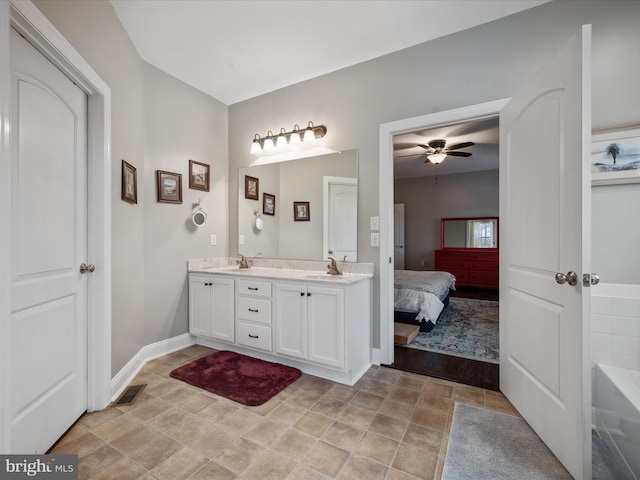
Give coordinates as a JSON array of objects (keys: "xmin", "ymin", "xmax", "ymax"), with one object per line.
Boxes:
[
  {"xmin": 420, "ymin": 259, "xmax": 425, "ymax": 267},
  {"xmin": 210, "ymin": 234, "xmax": 217, "ymax": 246},
  {"xmin": 371, "ymin": 232, "xmax": 379, "ymax": 247},
  {"xmin": 370, "ymin": 216, "xmax": 380, "ymax": 231}
]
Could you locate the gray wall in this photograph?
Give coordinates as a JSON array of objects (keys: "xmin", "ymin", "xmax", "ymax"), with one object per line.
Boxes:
[
  {"xmin": 228, "ymin": 1, "xmax": 640, "ymax": 348},
  {"xmin": 34, "ymin": 1, "xmax": 228, "ymax": 374},
  {"xmin": 395, "ymin": 170, "xmax": 499, "ymax": 271}
]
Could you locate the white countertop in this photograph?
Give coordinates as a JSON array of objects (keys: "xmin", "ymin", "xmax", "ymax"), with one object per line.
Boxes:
[{"xmin": 189, "ymin": 265, "xmax": 372, "ymax": 285}]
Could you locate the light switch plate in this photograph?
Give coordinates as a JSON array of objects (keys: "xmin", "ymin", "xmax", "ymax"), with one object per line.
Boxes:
[
  {"xmin": 370, "ymin": 216, "xmax": 380, "ymax": 231},
  {"xmin": 371, "ymin": 232, "xmax": 379, "ymax": 247},
  {"xmin": 210, "ymin": 234, "xmax": 217, "ymax": 246},
  {"xmin": 239, "ymin": 235, "xmax": 245, "ymax": 245}
]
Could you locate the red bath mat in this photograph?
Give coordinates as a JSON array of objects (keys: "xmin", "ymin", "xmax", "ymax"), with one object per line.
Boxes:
[{"xmin": 170, "ymin": 350, "xmax": 301, "ymax": 406}]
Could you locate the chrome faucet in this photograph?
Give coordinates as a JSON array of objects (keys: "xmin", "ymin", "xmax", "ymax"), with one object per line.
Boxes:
[
  {"xmin": 237, "ymin": 254, "xmax": 250, "ymax": 269},
  {"xmin": 327, "ymin": 257, "xmax": 342, "ymax": 275}
]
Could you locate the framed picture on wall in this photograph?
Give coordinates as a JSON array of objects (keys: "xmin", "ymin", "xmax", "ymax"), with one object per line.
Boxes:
[
  {"xmin": 121, "ymin": 160, "xmax": 137, "ymax": 204},
  {"xmin": 189, "ymin": 160, "xmax": 210, "ymax": 191},
  {"xmin": 156, "ymin": 170, "xmax": 182, "ymax": 203},
  {"xmin": 294, "ymin": 201, "xmax": 310, "ymax": 221},
  {"xmin": 591, "ymin": 125, "xmax": 640, "ymax": 185},
  {"xmin": 263, "ymin": 193, "xmax": 275, "ymax": 215},
  {"xmin": 245, "ymin": 175, "xmax": 259, "ymax": 200}
]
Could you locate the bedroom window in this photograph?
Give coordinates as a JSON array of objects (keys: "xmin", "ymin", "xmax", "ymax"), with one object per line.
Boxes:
[{"xmin": 469, "ymin": 220, "xmax": 495, "ymax": 248}]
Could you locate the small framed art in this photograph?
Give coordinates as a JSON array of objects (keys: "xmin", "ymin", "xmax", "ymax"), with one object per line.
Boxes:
[
  {"xmin": 294, "ymin": 201, "xmax": 310, "ymax": 221},
  {"xmin": 156, "ymin": 170, "xmax": 182, "ymax": 204},
  {"xmin": 121, "ymin": 160, "xmax": 137, "ymax": 204},
  {"xmin": 245, "ymin": 175, "xmax": 259, "ymax": 200},
  {"xmin": 263, "ymin": 193, "xmax": 276, "ymax": 216},
  {"xmin": 189, "ymin": 160, "xmax": 210, "ymax": 192}
]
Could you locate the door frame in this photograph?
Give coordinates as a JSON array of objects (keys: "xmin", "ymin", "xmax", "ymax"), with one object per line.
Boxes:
[
  {"xmin": 0, "ymin": 0, "xmax": 112, "ymax": 452},
  {"xmin": 378, "ymin": 99, "xmax": 509, "ymax": 365}
]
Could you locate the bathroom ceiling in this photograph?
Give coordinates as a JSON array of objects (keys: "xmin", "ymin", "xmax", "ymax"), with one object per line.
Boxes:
[
  {"xmin": 110, "ymin": 0, "xmax": 549, "ymax": 105},
  {"xmin": 393, "ymin": 116, "xmax": 500, "ymax": 179}
]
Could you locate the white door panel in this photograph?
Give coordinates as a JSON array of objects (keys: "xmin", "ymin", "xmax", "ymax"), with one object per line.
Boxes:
[
  {"xmin": 500, "ymin": 25, "xmax": 591, "ymax": 479},
  {"xmin": 324, "ymin": 177, "xmax": 357, "ymax": 261},
  {"xmin": 10, "ymin": 28, "xmax": 88, "ymax": 454}
]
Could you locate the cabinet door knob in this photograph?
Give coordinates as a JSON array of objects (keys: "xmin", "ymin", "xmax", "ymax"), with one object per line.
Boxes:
[
  {"xmin": 300, "ymin": 292, "xmax": 305, "ymax": 296},
  {"xmin": 307, "ymin": 292, "xmax": 311, "ymax": 296}
]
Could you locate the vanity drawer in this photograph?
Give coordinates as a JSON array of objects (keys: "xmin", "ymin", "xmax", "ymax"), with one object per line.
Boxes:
[
  {"xmin": 237, "ymin": 297, "xmax": 271, "ymax": 324},
  {"xmin": 237, "ymin": 322, "xmax": 272, "ymax": 351},
  {"xmin": 236, "ymin": 279, "xmax": 272, "ymax": 298}
]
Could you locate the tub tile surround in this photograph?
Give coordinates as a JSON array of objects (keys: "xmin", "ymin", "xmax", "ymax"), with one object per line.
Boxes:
[{"xmin": 591, "ymin": 283, "xmax": 640, "ymax": 371}]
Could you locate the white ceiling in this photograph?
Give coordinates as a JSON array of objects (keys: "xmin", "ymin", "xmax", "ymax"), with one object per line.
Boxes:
[{"xmin": 110, "ymin": 0, "xmax": 548, "ymax": 106}]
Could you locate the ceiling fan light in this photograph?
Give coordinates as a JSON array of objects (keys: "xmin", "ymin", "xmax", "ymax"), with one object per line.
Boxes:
[{"xmin": 428, "ymin": 153, "xmax": 447, "ymax": 164}]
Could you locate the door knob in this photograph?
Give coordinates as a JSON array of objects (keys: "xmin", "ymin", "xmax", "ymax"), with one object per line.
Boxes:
[
  {"xmin": 583, "ymin": 273, "xmax": 600, "ymax": 287},
  {"xmin": 80, "ymin": 263, "xmax": 95, "ymax": 274},
  {"xmin": 555, "ymin": 271, "xmax": 578, "ymax": 286}
]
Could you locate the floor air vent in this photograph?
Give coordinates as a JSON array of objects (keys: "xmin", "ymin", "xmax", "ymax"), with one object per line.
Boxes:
[{"xmin": 114, "ymin": 384, "xmax": 146, "ymax": 406}]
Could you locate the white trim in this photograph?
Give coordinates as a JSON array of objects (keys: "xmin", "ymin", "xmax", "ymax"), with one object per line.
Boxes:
[
  {"xmin": 111, "ymin": 334, "xmax": 196, "ymax": 402},
  {"xmin": 371, "ymin": 348, "xmax": 381, "ymax": 366},
  {"xmin": 378, "ymin": 99, "xmax": 509, "ymax": 365},
  {"xmin": 323, "ymin": 176, "xmax": 358, "ymax": 261},
  {"xmin": 1, "ymin": 0, "xmax": 112, "ymax": 452}
]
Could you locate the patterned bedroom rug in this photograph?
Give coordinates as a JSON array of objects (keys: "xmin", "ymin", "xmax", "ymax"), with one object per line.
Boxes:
[{"xmin": 404, "ymin": 297, "xmax": 499, "ymax": 364}]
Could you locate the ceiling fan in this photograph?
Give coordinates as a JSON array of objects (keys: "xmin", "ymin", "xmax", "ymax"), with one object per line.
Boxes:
[{"xmin": 402, "ymin": 139, "xmax": 475, "ymax": 164}]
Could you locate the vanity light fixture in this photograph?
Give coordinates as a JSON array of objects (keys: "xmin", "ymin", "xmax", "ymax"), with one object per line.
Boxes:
[{"xmin": 250, "ymin": 121, "xmax": 327, "ymax": 153}]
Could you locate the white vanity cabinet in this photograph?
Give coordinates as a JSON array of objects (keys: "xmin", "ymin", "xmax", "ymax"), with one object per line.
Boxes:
[
  {"xmin": 188, "ymin": 265, "xmax": 372, "ymax": 386},
  {"xmin": 275, "ymin": 283, "xmax": 344, "ymax": 369},
  {"xmin": 188, "ymin": 274, "xmax": 234, "ymax": 343}
]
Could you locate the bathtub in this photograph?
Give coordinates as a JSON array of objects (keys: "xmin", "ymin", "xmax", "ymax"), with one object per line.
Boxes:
[{"xmin": 595, "ymin": 363, "xmax": 640, "ymax": 480}]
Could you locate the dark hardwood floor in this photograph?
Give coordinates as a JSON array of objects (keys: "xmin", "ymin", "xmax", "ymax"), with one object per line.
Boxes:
[{"xmin": 389, "ymin": 287, "xmax": 500, "ymax": 391}]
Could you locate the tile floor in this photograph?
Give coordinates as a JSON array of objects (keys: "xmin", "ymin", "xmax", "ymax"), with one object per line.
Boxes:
[{"xmin": 51, "ymin": 345, "xmax": 519, "ymax": 480}]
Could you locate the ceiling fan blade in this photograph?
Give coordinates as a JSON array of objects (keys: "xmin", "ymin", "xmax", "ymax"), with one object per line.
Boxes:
[
  {"xmin": 445, "ymin": 141, "xmax": 475, "ymax": 150},
  {"xmin": 446, "ymin": 151, "xmax": 472, "ymax": 157},
  {"xmin": 396, "ymin": 153, "xmax": 425, "ymax": 158},
  {"xmin": 416, "ymin": 143, "xmax": 433, "ymax": 151}
]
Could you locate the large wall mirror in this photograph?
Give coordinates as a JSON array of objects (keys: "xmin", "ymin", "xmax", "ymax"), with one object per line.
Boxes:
[
  {"xmin": 239, "ymin": 150, "xmax": 358, "ymax": 261},
  {"xmin": 442, "ymin": 217, "xmax": 498, "ymax": 249}
]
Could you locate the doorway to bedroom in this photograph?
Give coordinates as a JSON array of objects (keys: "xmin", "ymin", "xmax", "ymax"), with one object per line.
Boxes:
[{"xmin": 389, "ymin": 115, "xmax": 500, "ymax": 390}]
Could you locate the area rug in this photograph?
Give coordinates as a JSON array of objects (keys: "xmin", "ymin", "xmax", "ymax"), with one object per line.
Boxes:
[
  {"xmin": 405, "ymin": 297, "xmax": 499, "ymax": 363},
  {"xmin": 169, "ymin": 350, "xmax": 301, "ymax": 406},
  {"xmin": 442, "ymin": 404, "xmax": 572, "ymax": 480}
]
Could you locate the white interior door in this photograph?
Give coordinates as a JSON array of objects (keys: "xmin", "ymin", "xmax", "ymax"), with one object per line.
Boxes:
[
  {"xmin": 324, "ymin": 177, "xmax": 357, "ymax": 261},
  {"xmin": 393, "ymin": 204, "xmax": 405, "ymax": 269},
  {"xmin": 10, "ymin": 28, "xmax": 88, "ymax": 453},
  {"xmin": 499, "ymin": 25, "xmax": 591, "ymax": 479}
]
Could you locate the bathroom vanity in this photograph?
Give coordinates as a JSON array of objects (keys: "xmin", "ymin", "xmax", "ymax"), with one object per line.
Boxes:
[{"xmin": 188, "ymin": 259, "xmax": 373, "ymax": 386}]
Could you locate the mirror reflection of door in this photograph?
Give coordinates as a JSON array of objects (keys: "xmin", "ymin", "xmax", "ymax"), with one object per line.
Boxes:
[
  {"xmin": 394, "ymin": 204, "xmax": 405, "ymax": 269},
  {"xmin": 325, "ymin": 177, "xmax": 357, "ymax": 261}
]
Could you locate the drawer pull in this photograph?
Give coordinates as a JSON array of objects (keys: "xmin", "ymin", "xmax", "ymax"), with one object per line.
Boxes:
[
  {"xmin": 248, "ymin": 308, "xmax": 259, "ymax": 313},
  {"xmin": 248, "ymin": 334, "xmax": 259, "ymax": 339},
  {"xmin": 248, "ymin": 287, "xmax": 258, "ymax": 291}
]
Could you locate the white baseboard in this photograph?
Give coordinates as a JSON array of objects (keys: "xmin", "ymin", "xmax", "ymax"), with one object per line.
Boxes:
[
  {"xmin": 110, "ymin": 333, "xmax": 196, "ymax": 402},
  {"xmin": 371, "ymin": 348, "xmax": 381, "ymax": 366}
]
